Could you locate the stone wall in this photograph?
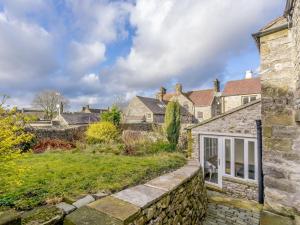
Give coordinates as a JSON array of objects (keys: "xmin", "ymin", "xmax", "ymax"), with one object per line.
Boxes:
[
  {"xmin": 222, "ymin": 177, "xmax": 258, "ymax": 201},
  {"xmin": 64, "ymin": 161, "xmax": 208, "ymax": 225},
  {"xmin": 203, "ymin": 194, "xmax": 261, "ymax": 225},
  {"xmin": 259, "ymin": 12, "xmax": 300, "ymax": 217},
  {"xmin": 26, "ymin": 126, "xmax": 86, "ymax": 142},
  {"xmin": 222, "ymin": 94, "xmax": 261, "ymax": 113},
  {"xmin": 195, "ymin": 106, "xmax": 212, "ymax": 122},
  {"xmin": 120, "ymin": 123, "xmax": 156, "ymax": 132}
]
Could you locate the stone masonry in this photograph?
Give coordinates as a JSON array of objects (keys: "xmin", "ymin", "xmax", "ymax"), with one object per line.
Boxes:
[
  {"xmin": 257, "ymin": 6, "xmax": 300, "ymax": 218},
  {"xmin": 64, "ymin": 161, "xmax": 207, "ymax": 225}
]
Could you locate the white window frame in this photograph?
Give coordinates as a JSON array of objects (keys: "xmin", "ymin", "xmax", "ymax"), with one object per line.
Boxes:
[{"xmin": 199, "ymin": 133, "xmax": 258, "ymax": 187}]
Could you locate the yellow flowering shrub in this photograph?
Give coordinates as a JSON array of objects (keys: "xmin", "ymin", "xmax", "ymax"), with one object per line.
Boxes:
[{"xmin": 86, "ymin": 121, "xmax": 119, "ymax": 144}]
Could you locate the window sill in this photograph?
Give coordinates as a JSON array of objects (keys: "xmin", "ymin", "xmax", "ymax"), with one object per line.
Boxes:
[{"xmin": 223, "ymin": 175, "xmax": 258, "ymax": 187}]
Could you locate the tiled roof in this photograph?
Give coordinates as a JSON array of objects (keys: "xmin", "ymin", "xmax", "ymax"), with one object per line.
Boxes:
[
  {"xmin": 223, "ymin": 78, "xmax": 261, "ymax": 97},
  {"xmin": 61, "ymin": 113, "xmax": 99, "ymax": 125},
  {"xmin": 162, "ymin": 89, "xmax": 215, "ymax": 107},
  {"xmin": 186, "ymin": 89, "xmax": 215, "ymax": 107},
  {"xmin": 88, "ymin": 108, "xmax": 107, "ymax": 114},
  {"xmin": 259, "ymin": 16, "xmax": 287, "ymax": 32}
]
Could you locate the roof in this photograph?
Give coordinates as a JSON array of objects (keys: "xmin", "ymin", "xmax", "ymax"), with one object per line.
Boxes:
[
  {"xmin": 88, "ymin": 108, "xmax": 107, "ymax": 114},
  {"xmin": 259, "ymin": 16, "xmax": 287, "ymax": 33},
  {"xmin": 60, "ymin": 113, "xmax": 99, "ymax": 125},
  {"xmin": 22, "ymin": 108, "xmax": 44, "ymax": 112},
  {"xmin": 186, "ymin": 99, "xmax": 261, "ymax": 130},
  {"xmin": 137, "ymin": 96, "xmax": 167, "ymax": 114},
  {"xmin": 222, "ymin": 77, "xmax": 261, "ymax": 96},
  {"xmin": 162, "ymin": 89, "xmax": 215, "ymax": 107},
  {"xmin": 136, "ymin": 96, "xmax": 190, "ymax": 116},
  {"xmin": 186, "ymin": 89, "xmax": 215, "ymax": 107}
]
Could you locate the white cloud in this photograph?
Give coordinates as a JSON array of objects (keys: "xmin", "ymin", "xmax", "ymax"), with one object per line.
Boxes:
[
  {"xmin": 113, "ymin": 0, "xmax": 284, "ymax": 89},
  {"xmin": 0, "ymin": 12, "xmax": 57, "ymax": 85},
  {"xmin": 68, "ymin": 41, "xmax": 106, "ymax": 73},
  {"xmin": 81, "ymin": 73, "xmax": 100, "ymax": 85}
]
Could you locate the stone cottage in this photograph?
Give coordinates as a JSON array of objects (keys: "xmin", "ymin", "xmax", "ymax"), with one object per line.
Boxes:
[
  {"xmin": 221, "ymin": 74, "xmax": 261, "ymax": 113},
  {"xmin": 251, "ymin": 0, "xmax": 300, "ymax": 222},
  {"xmin": 123, "ymin": 96, "xmax": 192, "ymax": 124},
  {"xmin": 125, "ymin": 80, "xmax": 221, "ymax": 124},
  {"xmin": 187, "ymin": 100, "xmax": 261, "ymax": 201}
]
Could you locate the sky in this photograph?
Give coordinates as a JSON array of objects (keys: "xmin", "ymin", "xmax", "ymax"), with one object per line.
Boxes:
[{"xmin": 0, "ymin": 0, "xmax": 286, "ymax": 110}]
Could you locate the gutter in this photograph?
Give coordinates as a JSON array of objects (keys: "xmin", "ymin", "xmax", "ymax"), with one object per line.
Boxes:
[{"xmin": 256, "ymin": 120, "xmax": 264, "ymax": 204}]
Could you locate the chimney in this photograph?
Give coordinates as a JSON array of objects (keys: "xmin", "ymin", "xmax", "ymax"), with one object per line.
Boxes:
[
  {"xmin": 60, "ymin": 102, "xmax": 64, "ymax": 114},
  {"xmin": 175, "ymin": 83, "xmax": 182, "ymax": 95},
  {"xmin": 213, "ymin": 79, "xmax": 220, "ymax": 92},
  {"xmin": 245, "ymin": 70, "xmax": 253, "ymax": 79},
  {"xmin": 156, "ymin": 86, "xmax": 167, "ymax": 101}
]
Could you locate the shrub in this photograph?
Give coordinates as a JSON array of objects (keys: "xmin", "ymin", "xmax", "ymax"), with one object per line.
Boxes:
[
  {"xmin": 101, "ymin": 105, "xmax": 121, "ymax": 126},
  {"xmin": 137, "ymin": 140, "xmax": 174, "ymax": 155},
  {"xmin": 33, "ymin": 139, "xmax": 76, "ymax": 153},
  {"xmin": 122, "ymin": 131, "xmax": 145, "ymax": 155},
  {"xmin": 86, "ymin": 122, "xmax": 119, "ymax": 144},
  {"xmin": 164, "ymin": 101, "xmax": 181, "ymax": 150}
]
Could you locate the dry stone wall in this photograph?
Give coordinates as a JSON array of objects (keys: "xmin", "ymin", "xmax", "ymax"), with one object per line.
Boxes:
[{"xmin": 64, "ymin": 161, "xmax": 208, "ymax": 225}]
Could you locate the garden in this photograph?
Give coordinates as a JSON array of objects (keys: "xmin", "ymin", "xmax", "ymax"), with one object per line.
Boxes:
[{"xmin": 0, "ymin": 102, "xmax": 187, "ymax": 216}]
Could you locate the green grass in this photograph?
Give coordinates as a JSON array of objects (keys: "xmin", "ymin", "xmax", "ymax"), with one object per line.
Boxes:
[{"xmin": 0, "ymin": 151, "xmax": 186, "ymax": 210}]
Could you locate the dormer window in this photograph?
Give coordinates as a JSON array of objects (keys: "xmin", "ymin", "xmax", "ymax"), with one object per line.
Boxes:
[{"xmin": 183, "ymin": 102, "xmax": 189, "ymax": 110}]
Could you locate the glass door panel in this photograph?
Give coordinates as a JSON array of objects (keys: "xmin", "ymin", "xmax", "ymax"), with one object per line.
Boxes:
[{"xmin": 203, "ymin": 137, "xmax": 219, "ymax": 184}]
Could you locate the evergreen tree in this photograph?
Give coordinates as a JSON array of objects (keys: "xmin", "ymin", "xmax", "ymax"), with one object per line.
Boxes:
[{"xmin": 164, "ymin": 101, "xmax": 181, "ymax": 150}]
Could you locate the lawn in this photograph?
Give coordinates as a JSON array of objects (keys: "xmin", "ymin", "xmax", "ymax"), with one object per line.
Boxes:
[{"xmin": 0, "ymin": 151, "xmax": 186, "ymax": 210}]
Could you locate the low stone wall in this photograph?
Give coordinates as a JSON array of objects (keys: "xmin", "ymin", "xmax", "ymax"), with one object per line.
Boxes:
[
  {"xmin": 64, "ymin": 160, "xmax": 208, "ymax": 225},
  {"xmin": 222, "ymin": 177, "xmax": 258, "ymax": 201},
  {"xmin": 26, "ymin": 125, "xmax": 86, "ymax": 142},
  {"xmin": 204, "ymin": 194, "xmax": 262, "ymax": 225},
  {"xmin": 120, "ymin": 123, "xmax": 158, "ymax": 132}
]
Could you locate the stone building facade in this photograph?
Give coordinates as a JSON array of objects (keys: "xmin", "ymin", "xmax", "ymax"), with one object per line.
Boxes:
[
  {"xmin": 187, "ymin": 100, "xmax": 261, "ymax": 202},
  {"xmin": 251, "ymin": 0, "xmax": 300, "ymax": 222}
]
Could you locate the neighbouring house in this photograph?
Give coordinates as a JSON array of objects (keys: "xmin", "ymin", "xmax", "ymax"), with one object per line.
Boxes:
[
  {"xmin": 187, "ymin": 100, "xmax": 261, "ymax": 201},
  {"xmin": 20, "ymin": 108, "xmax": 46, "ymax": 120},
  {"xmin": 52, "ymin": 113, "xmax": 99, "ymax": 126},
  {"xmin": 123, "ymin": 96, "xmax": 193, "ymax": 124},
  {"xmin": 81, "ymin": 105, "xmax": 108, "ymax": 114},
  {"xmin": 124, "ymin": 80, "xmax": 221, "ymax": 124},
  {"xmin": 221, "ymin": 72, "xmax": 261, "ymax": 113}
]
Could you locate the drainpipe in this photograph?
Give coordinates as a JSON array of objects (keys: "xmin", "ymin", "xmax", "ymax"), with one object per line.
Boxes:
[{"xmin": 256, "ymin": 120, "xmax": 264, "ymax": 204}]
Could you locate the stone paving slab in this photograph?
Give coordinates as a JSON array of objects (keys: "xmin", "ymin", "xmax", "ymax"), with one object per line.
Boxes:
[
  {"xmin": 88, "ymin": 196, "xmax": 140, "ymax": 223},
  {"xmin": 72, "ymin": 195, "xmax": 95, "ymax": 209},
  {"xmin": 56, "ymin": 202, "xmax": 76, "ymax": 215},
  {"xmin": 145, "ymin": 164, "xmax": 199, "ymax": 191},
  {"xmin": 64, "ymin": 206, "xmax": 122, "ymax": 225},
  {"xmin": 113, "ymin": 184, "xmax": 166, "ymax": 208}
]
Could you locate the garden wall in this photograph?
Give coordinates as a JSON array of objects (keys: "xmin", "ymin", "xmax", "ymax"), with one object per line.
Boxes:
[
  {"xmin": 64, "ymin": 160, "xmax": 208, "ymax": 225},
  {"xmin": 26, "ymin": 126, "xmax": 86, "ymax": 142},
  {"xmin": 120, "ymin": 123, "xmax": 157, "ymax": 132}
]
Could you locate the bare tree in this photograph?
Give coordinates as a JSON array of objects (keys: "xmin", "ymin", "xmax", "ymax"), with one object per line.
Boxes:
[
  {"xmin": 32, "ymin": 90, "xmax": 69, "ymax": 119},
  {"xmin": 0, "ymin": 95, "xmax": 9, "ymax": 107}
]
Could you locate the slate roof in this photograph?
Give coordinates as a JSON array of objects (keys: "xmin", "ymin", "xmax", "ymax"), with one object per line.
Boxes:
[
  {"xmin": 162, "ymin": 89, "xmax": 215, "ymax": 107},
  {"xmin": 222, "ymin": 77, "xmax": 261, "ymax": 97},
  {"xmin": 60, "ymin": 113, "xmax": 99, "ymax": 125},
  {"xmin": 137, "ymin": 96, "xmax": 167, "ymax": 114},
  {"xmin": 88, "ymin": 108, "xmax": 107, "ymax": 114},
  {"xmin": 137, "ymin": 96, "xmax": 190, "ymax": 116}
]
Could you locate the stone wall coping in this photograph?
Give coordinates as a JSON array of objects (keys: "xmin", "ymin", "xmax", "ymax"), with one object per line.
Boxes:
[
  {"xmin": 223, "ymin": 176, "xmax": 258, "ymax": 187},
  {"xmin": 113, "ymin": 160, "xmax": 200, "ymax": 209}
]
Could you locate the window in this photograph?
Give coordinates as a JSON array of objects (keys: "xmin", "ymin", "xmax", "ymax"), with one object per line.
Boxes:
[
  {"xmin": 146, "ymin": 113, "xmax": 151, "ymax": 119},
  {"xmin": 248, "ymin": 141, "xmax": 255, "ymax": 180},
  {"xmin": 225, "ymin": 139, "xmax": 231, "ymax": 175},
  {"xmin": 234, "ymin": 139, "xmax": 245, "ymax": 178},
  {"xmin": 242, "ymin": 96, "xmax": 257, "ymax": 105},
  {"xmin": 197, "ymin": 111, "xmax": 203, "ymax": 119}
]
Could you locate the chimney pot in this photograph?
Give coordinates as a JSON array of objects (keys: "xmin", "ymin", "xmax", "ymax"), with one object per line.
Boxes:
[{"xmin": 245, "ymin": 70, "xmax": 253, "ymax": 79}]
